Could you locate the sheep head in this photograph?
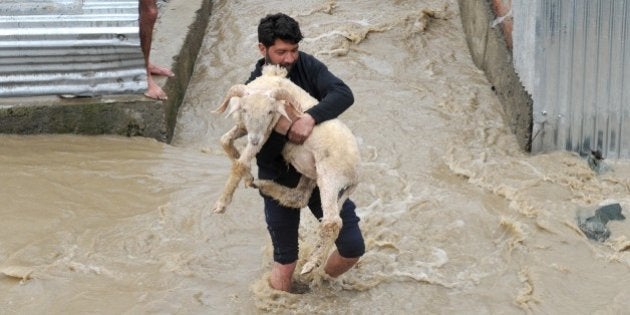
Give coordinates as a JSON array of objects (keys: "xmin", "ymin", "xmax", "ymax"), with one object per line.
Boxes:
[
  {"xmin": 237, "ymin": 88, "xmax": 304, "ymax": 147},
  {"xmin": 215, "ymin": 83, "xmax": 305, "ymax": 146}
]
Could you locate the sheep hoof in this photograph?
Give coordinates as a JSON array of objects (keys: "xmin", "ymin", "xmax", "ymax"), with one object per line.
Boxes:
[
  {"xmin": 252, "ymin": 179, "xmax": 267, "ymax": 190},
  {"xmin": 243, "ymin": 175, "xmax": 255, "ymax": 188},
  {"xmin": 212, "ymin": 201, "xmax": 226, "ymax": 214},
  {"xmin": 300, "ymin": 261, "xmax": 317, "ymax": 275}
]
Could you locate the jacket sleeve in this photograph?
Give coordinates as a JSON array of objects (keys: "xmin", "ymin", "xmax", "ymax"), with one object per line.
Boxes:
[{"xmin": 304, "ymin": 61, "xmax": 354, "ymax": 124}]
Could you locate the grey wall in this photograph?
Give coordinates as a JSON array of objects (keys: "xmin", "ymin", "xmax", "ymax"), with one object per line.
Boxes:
[
  {"xmin": 514, "ymin": 0, "xmax": 630, "ymax": 159},
  {"xmin": 458, "ymin": 0, "xmax": 534, "ymax": 153}
]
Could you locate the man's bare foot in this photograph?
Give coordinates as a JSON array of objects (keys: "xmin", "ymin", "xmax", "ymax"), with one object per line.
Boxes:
[
  {"xmin": 149, "ymin": 63, "xmax": 174, "ymax": 77},
  {"xmin": 144, "ymin": 76, "xmax": 168, "ymax": 100}
]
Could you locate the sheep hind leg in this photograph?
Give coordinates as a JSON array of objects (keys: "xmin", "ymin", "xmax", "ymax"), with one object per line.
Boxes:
[
  {"xmin": 300, "ymin": 218, "xmax": 340, "ymax": 275},
  {"xmin": 301, "ymin": 180, "xmax": 343, "ymax": 275},
  {"xmin": 253, "ymin": 176, "xmax": 316, "ymax": 209}
]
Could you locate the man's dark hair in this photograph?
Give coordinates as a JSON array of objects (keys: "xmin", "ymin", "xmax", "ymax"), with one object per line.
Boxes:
[{"xmin": 258, "ymin": 13, "xmax": 304, "ymax": 47}]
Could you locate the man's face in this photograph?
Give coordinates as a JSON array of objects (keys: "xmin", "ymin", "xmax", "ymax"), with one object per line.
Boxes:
[{"xmin": 259, "ymin": 39, "xmax": 299, "ymax": 73}]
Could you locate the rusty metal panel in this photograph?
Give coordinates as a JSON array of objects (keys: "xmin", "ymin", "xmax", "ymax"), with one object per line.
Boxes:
[
  {"xmin": 0, "ymin": 0, "xmax": 146, "ymax": 97},
  {"xmin": 514, "ymin": 0, "xmax": 630, "ymax": 159}
]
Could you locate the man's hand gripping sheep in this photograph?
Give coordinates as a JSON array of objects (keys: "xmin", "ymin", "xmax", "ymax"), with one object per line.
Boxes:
[{"xmin": 212, "ymin": 65, "xmax": 361, "ymax": 275}]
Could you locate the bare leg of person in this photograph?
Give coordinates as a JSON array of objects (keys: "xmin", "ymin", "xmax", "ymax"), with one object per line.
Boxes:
[
  {"xmin": 139, "ymin": 0, "xmax": 170, "ymax": 100},
  {"xmin": 269, "ymin": 253, "xmax": 357, "ymax": 292},
  {"xmin": 324, "ymin": 250, "xmax": 359, "ymax": 278},
  {"xmin": 269, "ymin": 261, "xmax": 296, "ymax": 292},
  {"xmin": 149, "ymin": 63, "xmax": 174, "ymax": 77}
]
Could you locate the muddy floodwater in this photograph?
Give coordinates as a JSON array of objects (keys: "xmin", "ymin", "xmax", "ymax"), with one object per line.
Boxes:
[{"xmin": 2, "ymin": 0, "xmax": 630, "ymax": 314}]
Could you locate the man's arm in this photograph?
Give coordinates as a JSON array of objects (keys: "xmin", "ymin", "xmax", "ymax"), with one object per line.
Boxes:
[
  {"xmin": 305, "ymin": 65, "xmax": 354, "ymax": 124},
  {"xmin": 287, "ymin": 57, "xmax": 354, "ymax": 143}
]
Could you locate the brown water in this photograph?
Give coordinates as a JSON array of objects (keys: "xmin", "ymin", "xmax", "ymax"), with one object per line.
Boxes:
[{"xmin": 2, "ymin": 0, "xmax": 630, "ymax": 314}]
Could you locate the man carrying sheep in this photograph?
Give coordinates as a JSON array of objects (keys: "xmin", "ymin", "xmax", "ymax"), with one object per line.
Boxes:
[{"xmin": 246, "ymin": 13, "xmax": 365, "ymax": 292}]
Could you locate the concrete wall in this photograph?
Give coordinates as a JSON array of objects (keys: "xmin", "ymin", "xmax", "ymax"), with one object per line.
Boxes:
[
  {"xmin": 457, "ymin": 0, "xmax": 533, "ymax": 152},
  {"xmin": 0, "ymin": 96, "xmax": 166, "ymax": 138}
]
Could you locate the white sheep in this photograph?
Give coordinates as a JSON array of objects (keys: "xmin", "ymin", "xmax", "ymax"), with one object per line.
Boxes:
[
  {"xmin": 212, "ymin": 65, "xmax": 361, "ymax": 274},
  {"xmin": 210, "ymin": 65, "xmax": 309, "ymax": 214}
]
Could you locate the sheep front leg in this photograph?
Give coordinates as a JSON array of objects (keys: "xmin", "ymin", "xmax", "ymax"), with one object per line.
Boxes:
[
  {"xmin": 212, "ymin": 161, "xmax": 248, "ymax": 213},
  {"xmin": 238, "ymin": 143, "xmax": 259, "ymax": 188},
  {"xmin": 300, "ymin": 179, "xmax": 343, "ymax": 275},
  {"xmin": 212, "ymin": 144, "xmax": 260, "ymax": 213},
  {"xmin": 220, "ymin": 125, "xmax": 247, "ymax": 161}
]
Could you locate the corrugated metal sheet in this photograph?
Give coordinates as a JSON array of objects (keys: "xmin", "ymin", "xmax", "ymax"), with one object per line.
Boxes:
[
  {"xmin": 0, "ymin": 0, "xmax": 147, "ymax": 97},
  {"xmin": 513, "ymin": 0, "xmax": 630, "ymax": 159}
]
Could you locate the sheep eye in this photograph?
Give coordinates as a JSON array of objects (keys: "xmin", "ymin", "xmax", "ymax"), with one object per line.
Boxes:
[{"xmin": 268, "ymin": 110, "xmax": 273, "ymax": 115}]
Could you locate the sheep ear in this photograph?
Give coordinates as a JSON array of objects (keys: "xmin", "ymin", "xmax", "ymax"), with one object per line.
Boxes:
[{"xmin": 214, "ymin": 84, "xmax": 247, "ymax": 114}]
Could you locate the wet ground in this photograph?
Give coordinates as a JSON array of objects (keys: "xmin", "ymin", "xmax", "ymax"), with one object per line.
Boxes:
[{"xmin": 2, "ymin": 1, "xmax": 630, "ymax": 313}]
